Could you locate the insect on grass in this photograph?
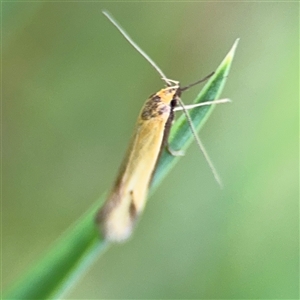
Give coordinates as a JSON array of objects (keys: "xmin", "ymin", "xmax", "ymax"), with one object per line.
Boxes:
[{"xmin": 96, "ymin": 11, "xmax": 231, "ymax": 242}]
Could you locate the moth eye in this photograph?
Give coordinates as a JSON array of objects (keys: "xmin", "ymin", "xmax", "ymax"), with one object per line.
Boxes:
[{"xmin": 170, "ymin": 99, "xmax": 178, "ymax": 107}]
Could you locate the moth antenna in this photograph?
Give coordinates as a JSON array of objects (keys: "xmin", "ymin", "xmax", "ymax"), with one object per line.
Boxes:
[
  {"xmin": 180, "ymin": 72, "xmax": 214, "ymax": 92},
  {"xmin": 102, "ymin": 10, "xmax": 172, "ymax": 86},
  {"xmin": 177, "ymin": 98, "xmax": 223, "ymax": 188}
]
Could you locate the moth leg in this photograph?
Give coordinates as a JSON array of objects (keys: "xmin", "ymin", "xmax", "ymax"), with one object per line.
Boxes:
[{"xmin": 166, "ymin": 144, "xmax": 185, "ymax": 157}]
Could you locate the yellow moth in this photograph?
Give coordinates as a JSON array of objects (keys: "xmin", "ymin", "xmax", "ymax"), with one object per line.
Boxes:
[{"xmin": 96, "ymin": 11, "xmax": 230, "ymax": 242}]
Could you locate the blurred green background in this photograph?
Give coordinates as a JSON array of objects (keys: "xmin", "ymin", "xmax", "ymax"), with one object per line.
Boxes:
[{"xmin": 3, "ymin": 2, "xmax": 298, "ymax": 299}]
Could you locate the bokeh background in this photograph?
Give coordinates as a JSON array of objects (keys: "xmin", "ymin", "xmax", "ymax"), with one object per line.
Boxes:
[{"xmin": 3, "ymin": 2, "xmax": 298, "ymax": 299}]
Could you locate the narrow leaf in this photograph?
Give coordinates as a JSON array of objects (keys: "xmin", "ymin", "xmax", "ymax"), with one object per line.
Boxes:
[{"xmin": 4, "ymin": 39, "xmax": 239, "ymax": 300}]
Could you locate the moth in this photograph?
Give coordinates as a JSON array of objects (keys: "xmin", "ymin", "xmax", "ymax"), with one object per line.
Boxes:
[{"xmin": 96, "ymin": 11, "xmax": 230, "ymax": 242}]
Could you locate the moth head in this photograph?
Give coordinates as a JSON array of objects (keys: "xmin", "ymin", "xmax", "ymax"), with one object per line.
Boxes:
[{"xmin": 157, "ymin": 85, "xmax": 181, "ymax": 106}]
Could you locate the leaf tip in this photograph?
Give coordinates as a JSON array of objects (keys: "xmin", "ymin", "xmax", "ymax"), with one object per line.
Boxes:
[{"xmin": 226, "ymin": 38, "xmax": 240, "ymax": 62}]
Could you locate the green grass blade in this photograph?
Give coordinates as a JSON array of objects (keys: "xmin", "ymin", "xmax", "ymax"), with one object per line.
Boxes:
[{"xmin": 4, "ymin": 39, "xmax": 239, "ymax": 300}]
